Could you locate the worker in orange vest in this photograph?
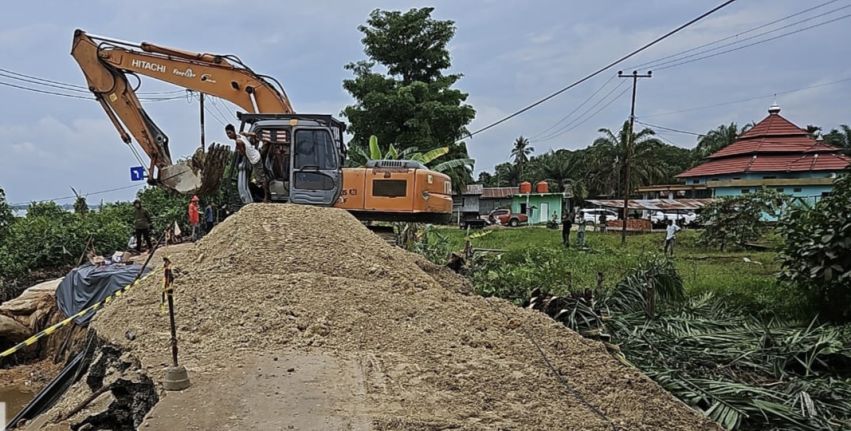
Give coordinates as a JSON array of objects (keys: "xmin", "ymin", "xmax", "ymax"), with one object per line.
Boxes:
[{"xmin": 188, "ymin": 195, "xmax": 200, "ymax": 241}]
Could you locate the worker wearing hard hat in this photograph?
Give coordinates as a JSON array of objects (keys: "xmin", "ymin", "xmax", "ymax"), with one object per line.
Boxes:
[{"xmin": 188, "ymin": 195, "xmax": 201, "ymax": 241}]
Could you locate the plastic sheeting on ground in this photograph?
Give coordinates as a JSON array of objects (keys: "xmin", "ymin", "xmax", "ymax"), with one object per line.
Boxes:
[{"xmin": 55, "ymin": 263, "xmax": 151, "ymax": 325}]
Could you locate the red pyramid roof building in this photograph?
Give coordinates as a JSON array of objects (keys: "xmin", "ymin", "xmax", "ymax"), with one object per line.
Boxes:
[{"xmin": 677, "ymin": 104, "xmax": 850, "ymax": 178}]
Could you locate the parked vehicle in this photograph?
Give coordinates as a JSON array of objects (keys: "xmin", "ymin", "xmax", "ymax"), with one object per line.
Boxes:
[
  {"xmin": 650, "ymin": 211, "xmax": 697, "ymax": 226},
  {"xmin": 578, "ymin": 209, "xmax": 619, "ymax": 224},
  {"xmin": 459, "ymin": 214, "xmax": 488, "ymax": 229},
  {"xmin": 488, "ymin": 209, "xmax": 528, "ymax": 227}
]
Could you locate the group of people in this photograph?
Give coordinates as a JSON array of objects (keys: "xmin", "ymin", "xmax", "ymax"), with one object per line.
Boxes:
[
  {"xmin": 187, "ymin": 195, "xmax": 219, "ymax": 241},
  {"xmin": 130, "ymin": 197, "xmax": 228, "ymax": 254},
  {"xmin": 558, "ymin": 209, "xmax": 682, "ymax": 257}
]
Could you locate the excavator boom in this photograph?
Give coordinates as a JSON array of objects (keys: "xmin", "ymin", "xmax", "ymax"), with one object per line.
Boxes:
[{"xmin": 70, "ymin": 30, "xmax": 292, "ymax": 194}]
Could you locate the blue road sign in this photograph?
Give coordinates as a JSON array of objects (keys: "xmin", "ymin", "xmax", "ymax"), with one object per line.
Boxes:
[{"xmin": 130, "ymin": 166, "xmax": 146, "ymax": 181}]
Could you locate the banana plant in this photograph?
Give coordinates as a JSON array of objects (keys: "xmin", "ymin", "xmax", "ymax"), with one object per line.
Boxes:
[{"xmin": 351, "ymin": 135, "xmax": 473, "ymax": 174}]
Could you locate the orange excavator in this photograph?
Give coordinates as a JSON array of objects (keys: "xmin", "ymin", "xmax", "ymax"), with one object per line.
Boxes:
[{"xmin": 70, "ymin": 30, "xmax": 452, "ymax": 222}]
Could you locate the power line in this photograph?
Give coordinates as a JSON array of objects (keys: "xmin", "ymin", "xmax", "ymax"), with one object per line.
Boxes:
[
  {"xmin": 531, "ymin": 75, "xmax": 617, "ymax": 140},
  {"xmin": 534, "ymin": 85, "xmax": 631, "ymax": 144},
  {"xmin": 466, "ymin": 0, "xmax": 739, "ymax": 139},
  {"xmin": 640, "ymin": 77, "xmax": 851, "ymax": 118},
  {"xmin": 0, "ymin": 80, "xmax": 94, "ymax": 100},
  {"xmin": 655, "ymin": 12, "xmax": 851, "ymax": 71},
  {"xmin": 0, "ymin": 66, "xmax": 189, "ymax": 96},
  {"xmin": 0, "ymin": 66, "xmax": 87, "ymax": 89},
  {"xmin": 535, "ymin": 82, "xmax": 629, "ymax": 142},
  {"xmin": 634, "ymin": 119, "xmax": 704, "ymax": 137},
  {"xmin": 10, "ymin": 183, "xmax": 145, "ymax": 206},
  {"xmin": 644, "ymin": 4, "xmax": 851, "ymax": 71},
  {"xmin": 629, "ymin": 0, "xmax": 845, "ymax": 70},
  {"xmin": 0, "ymin": 70, "xmax": 91, "ymax": 93},
  {"xmin": 0, "ymin": 78, "xmax": 187, "ymax": 102}
]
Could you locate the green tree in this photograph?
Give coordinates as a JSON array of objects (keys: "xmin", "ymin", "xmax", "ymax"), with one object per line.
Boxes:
[
  {"xmin": 698, "ymin": 189, "xmax": 787, "ymax": 251},
  {"xmin": 778, "ymin": 174, "xmax": 851, "ymax": 321},
  {"xmin": 823, "ymin": 125, "xmax": 851, "ymax": 149},
  {"xmin": 493, "ymin": 162, "xmax": 520, "ymax": 187},
  {"xmin": 537, "ymin": 150, "xmax": 578, "ymax": 192},
  {"xmin": 0, "ymin": 186, "xmax": 13, "ymax": 240},
  {"xmin": 342, "ymin": 8, "xmax": 475, "ymax": 155},
  {"xmin": 694, "ymin": 122, "xmax": 745, "ymax": 159},
  {"xmin": 510, "ymin": 136, "xmax": 534, "ymax": 179},
  {"xmin": 589, "ymin": 121, "xmax": 665, "ymax": 197}
]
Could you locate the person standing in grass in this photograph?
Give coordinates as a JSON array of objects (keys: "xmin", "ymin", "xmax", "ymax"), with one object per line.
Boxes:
[
  {"xmin": 664, "ymin": 219, "xmax": 681, "ymax": 257},
  {"xmin": 562, "ymin": 210, "xmax": 574, "ymax": 248},
  {"xmin": 576, "ymin": 216, "xmax": 587, "ymax": 248}
]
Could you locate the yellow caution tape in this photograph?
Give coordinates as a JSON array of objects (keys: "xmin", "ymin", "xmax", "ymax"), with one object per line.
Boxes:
[{"xmin": 0, "ymin": 271, "xmax": 156, "ymax": 359}]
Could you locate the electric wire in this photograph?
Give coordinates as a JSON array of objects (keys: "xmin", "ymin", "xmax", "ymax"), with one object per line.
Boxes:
[
  {"xmin": 10, "ymin": 184, "xmax": 144, "ymax": 206},
  {"xmin": 466, "ymin": 0, "xmax": 738, "ymax": 139},
  {"xmin": 634, "ymin": 119, "xmax": 704, "ymax": 137},
  {"xmin": 629, "ymin": 0, "xmax": 846, "ymax": 70},
  {"xmin": 483, "ymin": 299, "xmax": 617, "ymax": 431},
  {"xmin": 534, "ymin": 84, "xmax": 631, "ymax": 143},
  {"xmin": 640, "ymin": 77, "xmax": 851, "ymax": 119},
  {"xmin": 654, "ymin": 12, "xmax": 851, "ymax": 71},
  {"xmin": 0, "ymin": 80, "xmax": 94, "ymax": 100},
  {"xmin": 531, "ymin": 74, "xmax": 618, "ymax": 140}
]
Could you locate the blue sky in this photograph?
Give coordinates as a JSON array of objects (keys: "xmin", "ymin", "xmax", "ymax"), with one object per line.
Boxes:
[{"xmin": 1, "ymin": 0, "xmax": 849, "ymax": 205}]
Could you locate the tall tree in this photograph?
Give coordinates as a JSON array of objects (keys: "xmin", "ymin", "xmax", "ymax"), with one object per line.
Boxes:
[
  {"xmin": 510, "ymin": 136, "xmax": 534, "ymax": 179},
  {"xmin": 694, "ymin": 123, "xmax": 744, "ymax": 159},
  {"xmin": 589, "ymin": 122, "xmax": 665, "ymax": 197},
  {"xmin": 0, "ymin": 186, "xmax": 13, "ymax": 241},
  {"xmin": 824, "ymin": 125, "xmax": 851, "ymax": 149},
  {"xmin": 342, "ymin": 8, "xmax": 475, "ymax": 156}
]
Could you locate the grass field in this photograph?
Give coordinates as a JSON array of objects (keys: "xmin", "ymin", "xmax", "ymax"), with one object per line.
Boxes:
[{"xmin": 434, "ymin": 225, "xmax": 806, "ymax": 318}]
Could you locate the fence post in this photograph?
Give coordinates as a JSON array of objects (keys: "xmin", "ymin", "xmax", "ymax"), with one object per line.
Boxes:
[{"xmin": 162, "ymin": 257, "xmax": 190, "ymax": 391}]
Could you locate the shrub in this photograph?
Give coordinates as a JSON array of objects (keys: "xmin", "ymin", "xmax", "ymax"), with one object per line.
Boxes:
[
  {"xmin": 698, "ymin": 189, "xmax": 786, "ymax": 251},
  {"xmin": 778, "ymin": 174, "xmax": 851, "ymax": 322}
]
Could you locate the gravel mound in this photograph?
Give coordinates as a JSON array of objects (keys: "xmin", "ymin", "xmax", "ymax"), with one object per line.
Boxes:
[{"xmin": 87, "ymin": 204, "xmax": 718, "ymax": 430}]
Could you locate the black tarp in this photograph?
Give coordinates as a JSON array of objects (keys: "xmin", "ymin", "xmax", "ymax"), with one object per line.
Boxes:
[{"xmin": 55, "ymin": 263, "xmax": 151, "ymax": 325}]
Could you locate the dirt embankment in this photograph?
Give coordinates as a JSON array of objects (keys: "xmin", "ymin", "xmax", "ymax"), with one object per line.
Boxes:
[{"xmin": 25, "ymin": 204, "xmax": 720, "ymax": 430}]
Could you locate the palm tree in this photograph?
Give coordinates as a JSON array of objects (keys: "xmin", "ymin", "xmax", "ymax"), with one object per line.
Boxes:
[
  {"xmin": 694, "ymin": 123, "xmax": 749, "ymax": 159},
  {"xmin": 510, "ymin": 136, "xmax": 534, "ymax": 178},
  {"xmin": 539, "ymin": 151, "xmax": 579, "ymax": 192},
  {"xmin": 589, "ymin": 121, "xmax": 666, "ymax": 197},
  {"xmin": 824, "ymin": 125, "xmax": 851, "ymax": 149}
]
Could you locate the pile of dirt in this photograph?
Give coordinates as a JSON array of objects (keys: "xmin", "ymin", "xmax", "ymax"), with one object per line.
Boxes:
[{"xmin": 29, "ymin": 204, "xmax": 719, "ymax": 430}]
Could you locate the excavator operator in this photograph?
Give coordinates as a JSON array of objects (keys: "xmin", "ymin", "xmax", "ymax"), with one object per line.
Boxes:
[{"xmin": 225, "ymin": 124, "xmax": 270, "ymax": 202}]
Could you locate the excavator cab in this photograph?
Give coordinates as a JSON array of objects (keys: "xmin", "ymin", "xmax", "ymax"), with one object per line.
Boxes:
[{"xmin": 236, "ymin": 113, "xmax": 345, "ymax": 206}]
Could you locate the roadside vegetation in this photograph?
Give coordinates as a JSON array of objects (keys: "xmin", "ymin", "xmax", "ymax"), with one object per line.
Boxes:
[
  {"xmin": 412, "ymin": 175, "xmax": 851, "ymax": 430},
  {"xmin": 0, "ymin": 186, "xmax": 218, "ymax": 302}
]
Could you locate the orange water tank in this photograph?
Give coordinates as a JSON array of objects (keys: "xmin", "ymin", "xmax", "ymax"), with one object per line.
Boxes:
[
  {"xmin": 536, "ymin": 181, "xmax": 549, "ymax": 193},
  {"xmin": 519, "ymin": 181, "xmax": 532, "ymax": 194}
]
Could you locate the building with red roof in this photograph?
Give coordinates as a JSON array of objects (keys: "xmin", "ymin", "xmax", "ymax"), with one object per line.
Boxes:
[{"xmin": 676, "ymin": 104, "xmax": 849, "ymax": 204}]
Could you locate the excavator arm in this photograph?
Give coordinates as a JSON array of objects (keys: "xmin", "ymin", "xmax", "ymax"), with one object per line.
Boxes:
[{"xmin": 70, "ymin": 29, "xmax": 293, "ymax": 194}]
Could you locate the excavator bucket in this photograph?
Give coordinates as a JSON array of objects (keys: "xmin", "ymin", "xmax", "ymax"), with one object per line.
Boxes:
[{"xmin": 159, "ymin": 144, "xmax": 232, "ymax": 196}]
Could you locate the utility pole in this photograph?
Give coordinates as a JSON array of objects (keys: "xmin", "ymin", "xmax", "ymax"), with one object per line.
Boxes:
[
  {"xmin": 617, "ymin": 70, "xmax": 652, "ymax": 245},
  {"xmin": 199, "ymin": 92, "xmax": 206, "ymax": 151}
]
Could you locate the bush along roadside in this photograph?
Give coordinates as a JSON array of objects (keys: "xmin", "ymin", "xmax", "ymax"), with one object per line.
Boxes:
[{"xmin": 480, "ymin": 255, "xmax": 851, "ymax": 430}]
